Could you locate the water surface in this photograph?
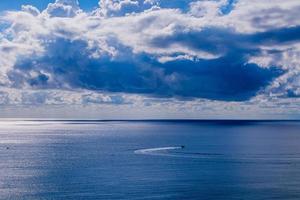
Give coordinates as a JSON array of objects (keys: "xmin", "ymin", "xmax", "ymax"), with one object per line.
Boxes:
[{"xmin": 0, "ymin": 120, "xmax": 300, "ymax": 199}]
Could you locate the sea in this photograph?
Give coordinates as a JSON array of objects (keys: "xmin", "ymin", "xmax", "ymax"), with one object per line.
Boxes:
[{"xmin": 0, "ymin": 120, "xmax": 300, "ymax": 200}]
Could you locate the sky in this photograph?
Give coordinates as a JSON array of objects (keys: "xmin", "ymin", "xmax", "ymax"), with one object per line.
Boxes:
[{"xmin": 0, "ymin": 0, "xmax": 299, "ymax": 119}]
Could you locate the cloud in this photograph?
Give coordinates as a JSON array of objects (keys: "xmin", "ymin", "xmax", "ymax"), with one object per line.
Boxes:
[
  {"xmin": 6, "ymin": 35, "xmax": 283, "ymax": 101},
  {"xmin": 97, "ymin": 0, "xmax": 140, "ymax": 17},
  {"xmin": 0, "ymin": 91, "xmax": 9, "ymax": 105},
  {"xmin": 189, "ymin": 0, "xmax": 228, "ymax": 17},
  {"xmin": 44, "ymin": 0, "xmax": 81, "ymax": 17},
  {"xmin": 0, "ymin": 0, "xmax": 299, "ymax": 111},
  {"xmin": 81, "ymin": 93, "xmax": 129, "ymax": 105},
  {"xmin": 21, "ymin": 5, "xmax": 41, "ymax": 16}
]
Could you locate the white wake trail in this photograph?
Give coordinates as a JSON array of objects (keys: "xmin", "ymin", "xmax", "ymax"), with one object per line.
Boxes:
[{"xmin": 134, "ymin": 146, "xmax": 184, "ymax": 156}]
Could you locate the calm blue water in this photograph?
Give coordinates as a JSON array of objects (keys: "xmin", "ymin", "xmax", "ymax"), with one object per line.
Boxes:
[{"xmin": 0, "ymin": 120, "xmax": 300, "ymax": 200}]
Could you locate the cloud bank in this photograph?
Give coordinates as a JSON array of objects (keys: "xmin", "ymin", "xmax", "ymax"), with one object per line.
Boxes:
[{"xmin": 0, "ymin": 0, "xmax": 300, "ymax": 118}]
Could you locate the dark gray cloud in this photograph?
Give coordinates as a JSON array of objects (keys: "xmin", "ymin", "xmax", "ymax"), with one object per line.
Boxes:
[{"xmin": 9, "ymin": 25, "xmax": 288, "ymax": 101}]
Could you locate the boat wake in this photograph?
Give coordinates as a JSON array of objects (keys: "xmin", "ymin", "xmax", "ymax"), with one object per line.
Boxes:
[
  {"xmin": 134, "ymin": 147, "xmax": 300, "ymax": 163},
  {"xmin": 134, "ymin": 146, "xmax": 226, "ymax": 158},
  {"xmin": 133, "ymin": 146, "xmax": 206, "ymax": 158},
  {"xmin": 134, "ymin": 146, "xmax": 183, "ymax": 155}
]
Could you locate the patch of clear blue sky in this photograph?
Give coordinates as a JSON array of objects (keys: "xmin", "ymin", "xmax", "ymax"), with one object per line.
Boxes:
[
  {"xmin": 0, "ymin": 0, "xmax": 99, "ymax": 12},
  {"xmin": 221, "ymin": 0, "xmax": 237, "ymax": 14}
]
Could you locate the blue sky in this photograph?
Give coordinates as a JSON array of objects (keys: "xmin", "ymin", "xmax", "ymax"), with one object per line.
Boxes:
[
  {"xmin": 0, "ymin": 0, "xmax": 99, "ymax": 11},
  {"xmin": 0, "ymin": 0, "xmax": 299, "ymax": 119}
]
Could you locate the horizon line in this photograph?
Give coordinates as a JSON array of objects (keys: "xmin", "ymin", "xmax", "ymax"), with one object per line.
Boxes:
[{"xmin": 0, "ymin": 118, "xmax": 299, "ymax": 122}]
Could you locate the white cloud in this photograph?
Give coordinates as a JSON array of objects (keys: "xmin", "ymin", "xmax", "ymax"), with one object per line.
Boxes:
[
  {"xmin": 21, "ymin": 5, "xmax": 40, "ymax": 16},
  {"xmin": 44, "ymin": 0, "xmax": 81, "ymax": 17},
  {"xmin": 0, "ymin": 0, "xmax": 299, "ymax": 118},
  {"xmin": 189, "ymin": 0, "xmax": 227, "ymax": 18},
  {"xmin": 224, "ymin": 0, "xmax": 300, "ymax": 32},
  {"xmin": 97, "ymin": 0, "xmax": 140, "ymax": 17}
]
